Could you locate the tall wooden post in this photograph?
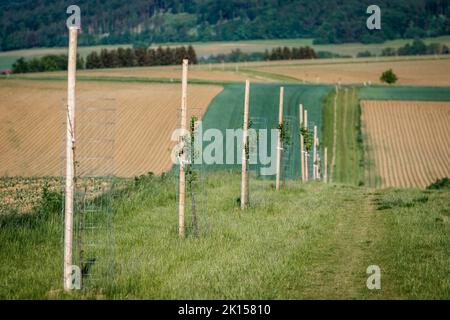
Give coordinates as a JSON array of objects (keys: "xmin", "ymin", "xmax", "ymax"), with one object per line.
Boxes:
[
  {"xmin": 313, "ymin": 125, "xmax": 318, "ymax": 180},
  {"xmin": 324, "ymin": 147, "xmax": 328, "ymax": 183},
  {"xmin": 316, "ymin": 137, "xmax": 321, "ymax": 179},
  {"xmin": 275, "ymin": 87, "xmax": 284, "ymax": 191},
  {"xmin": 64, "ymin": 26, "xmax": 78, "ymax": 291},
  {"xmin": 178, "ymin": 59, "xmax": 188, "ymax": 239},
  {"xmin": 241, "ymin": 80, "xmax": 250, "ymax": 209},
  {"xmin": 299, "ymin": 104, "xmax": 304, "ymax": 182},
  {"xmin": 304, "ymin": 110, "xmax": 309, "ymax": 181}
]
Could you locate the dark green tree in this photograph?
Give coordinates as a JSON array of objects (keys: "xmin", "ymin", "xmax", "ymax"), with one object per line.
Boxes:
[{"xmin": 380, "ymin": 69, "xmax": 398, "ymax": 85}]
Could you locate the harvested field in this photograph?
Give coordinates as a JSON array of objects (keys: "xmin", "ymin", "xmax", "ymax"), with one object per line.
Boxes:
[
  {"xmin": 361, "ymin": 100, "xmax": 450, "ymax": 188},
  {"xmin": 19, "ymin": 65, "xmax": 267, "ymax": 83},
  {"xmin": 255, "ymin": 58, "xmax": 450, "ymax": 86},
  {"xmin": 0, "ymin": 80, "xmax": 222, "ymax": 177}
]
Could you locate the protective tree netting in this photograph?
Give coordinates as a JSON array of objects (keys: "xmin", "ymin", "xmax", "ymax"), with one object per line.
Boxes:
[
  {"xmin": 176, "ymin": 107, "xmax": 209, "ymax": 238},
  {"xmin": 62, "ymin": 97, "xmax": 117, "ymax": 290}
]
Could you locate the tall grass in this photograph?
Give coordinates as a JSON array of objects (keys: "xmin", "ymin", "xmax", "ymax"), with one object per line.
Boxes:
[
  {"xmin": 1, "ymin": 171, "xmax": 449, "ymax": 299},
  {"xmin": 322, "ymin": 86, "xmax": 365, "ymax": 185}
]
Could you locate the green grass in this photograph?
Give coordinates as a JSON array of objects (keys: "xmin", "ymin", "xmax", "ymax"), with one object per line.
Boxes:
[
  {"xmin": 237, "ymin": 69, "xmax": 302, "ymax": 83},
  {"xmin": 359, "ymin": 86, "xmax": 450, "ymax": 101},
  {"xmin": 201, "ymin": 83, "xmax": 333, "ymax": 179},
  {"xmin": 2, "ymin": 74, "xmax": 235, "ymax": 86},
  {"xmin": 322, "ymin": 86, "xmax": 365, "ymax": 186},
  {"xmin": 1, "ymin": 171, "xmax": 449, "ymax": 299},
  {"xmin": 2, "ymin": 35, "xmax": 450, "ymax": 69}
]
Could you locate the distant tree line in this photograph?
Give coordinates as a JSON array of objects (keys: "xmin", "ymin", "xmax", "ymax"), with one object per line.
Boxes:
[
  {"xmin": 264, "ymin": 47, "xmax": 317, "ymax": 60},
  {"xmin": 201, "ymin": 47, "xmax": 317, "ymax": 63},
  {"xmin": 85, "ymin": 45, "xmax": 197, "ymax": 69},
  {"xmin": 384, "ymin": 39, "xmax": 450, "ymax": 56},
  {"xmin": 12, "ymin": 55, "xmax": 84, "ymax": 73},
  {"xmin": 1, "ymin": 0, "xmax": 449, "ymax": 51},
  {"xmin": 356, "ymin": 39, "xmax": 450, "ymax": 57},
  {"xmin": 12, "ymin": 45, "xmax": 198, "ymax": 73}
]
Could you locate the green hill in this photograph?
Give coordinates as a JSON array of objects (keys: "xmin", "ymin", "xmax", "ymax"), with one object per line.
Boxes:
[{"xmin": 1, "ymin": 0, "xmax": 449, "ymax": 51}]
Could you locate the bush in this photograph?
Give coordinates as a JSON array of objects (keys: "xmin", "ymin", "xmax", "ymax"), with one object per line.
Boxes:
[
  {"xmin": 381, "ymin": 47, "xmax": 397, "ymax": 56},
  {"xmin": 40, "ymin": 183, "xmax": 63, "ymax": 214},
  {"xmin": 380, "ymin": 69, "xmax": 398, "ymax": 84},
  {"xmin": 427, "ymin": 177, "xmax": 450, "ymax": 190},
  {"xmin": 357, "ymin": 51, "xmax": 372, "ymax": 58}
]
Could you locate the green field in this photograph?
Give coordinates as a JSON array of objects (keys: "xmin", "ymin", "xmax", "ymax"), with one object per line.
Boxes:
[
  {"xmin": 359, "ymin": 86, "xmax": 450, "ymax": 101},
  {"xmin": 2, "ymin": 35, "xmax": 450, "ymax": 70},
  {"xmin": 1, "ymin": 63, "xmax": 449, "ymax": 299},
  {"xmin": 201, "ymin": 83, "xmax": 332, "ymax": 179},
  {"xmin": 1, "ymin": 171, "xmax": 449, "ymax": 299}
]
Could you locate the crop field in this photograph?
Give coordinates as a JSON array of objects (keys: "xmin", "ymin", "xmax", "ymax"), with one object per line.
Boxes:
[
  {"xmin": 20, "ymin": 66, "xmax": 267, "ymax": 83},
  {"xmin": 9, "ymin": 55, "xmax": 450, "ymax": 86},
  {"xmin": 253, "ymin": 57, "xmax": 450, "ymax": 86},
  {"xmin": 0, "ymin": 177, "xmax": 60, "ymax": 214},
  {"xmin": 1, "ymin": 50, "xmax": 450, "ymax": 301},
  {"xmin": 359, "ymin": 86, "xmax": 450, "ymax": 101},
  {"xmin": 0, "ymin": 79, "xmax": 222, "ymax": 177},
  {"xmin": 361, "ymin": 100, "xmax": 450, "ymax": 188},
  {"xmin": 2, "ymin": 35, "xmax": 450, "ymax": 70},
  {"xmin": 201, "ymin": 83, "xmax": 332, "ymax": 179}
]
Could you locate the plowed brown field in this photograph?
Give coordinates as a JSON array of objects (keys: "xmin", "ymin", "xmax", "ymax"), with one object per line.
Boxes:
[
  {"xmin": 361, "ymin": 100, "xmax": 450, "ymax": 188},
  {"xmin": 256, "ymin": 58, "xmax": 450, "ymax": 86},
  {"xmin": 0, "ymin": 80, "xmax": 222, "ymax": 177}
]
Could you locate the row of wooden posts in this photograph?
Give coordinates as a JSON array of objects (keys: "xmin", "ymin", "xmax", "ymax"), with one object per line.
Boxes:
[
  {"xmin": 64, "ymin": 27, "xmax": 331, "ymax": 290},
  {"xmin": 177, "ymin": 60, "xmax": 329, "ymax": 238}
]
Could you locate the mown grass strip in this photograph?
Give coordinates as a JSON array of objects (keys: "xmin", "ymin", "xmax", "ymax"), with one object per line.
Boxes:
[{"xmin": 322, "ymin": 86, "xmax": 365, "ymax": 186}]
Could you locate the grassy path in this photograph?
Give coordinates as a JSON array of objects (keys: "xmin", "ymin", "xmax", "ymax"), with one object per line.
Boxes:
[
  {"xmin": 1, "ymin": 172, "xmax": 449, "ymax": 299},
  {"xmin": 295, "ymin": 186, "xmax": 385, "ymax": 299},
  {"xmin": 330, "ymin": 87, "xmax": 338, "ymax": 182},
  {"xmin": 323, "ymin": 86, "xmax": 364, "ymax": 186}
]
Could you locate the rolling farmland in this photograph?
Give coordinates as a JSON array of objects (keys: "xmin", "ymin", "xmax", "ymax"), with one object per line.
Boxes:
[
  {"xmin": 2, "ymin": 1, "xmax": 450, "ymax": 301},
  {"xmin": 361, "ymin": 100, "xmax": 450, "ymax": 188},
  {"xmin": 0, "ymin": 79, "xmax": 222, "ymax": 177},
  {"xmin": 254, "ymin": 58, "xmax": 450, "ymax": 86},
  {"xmin": 20, "ymin": 66, "xmax": 267, "ymax": 83},
  {"xmin": 7, "ymin": 56, "xmax": 450, "ymax": 86},
  {"xmin": 2, "ymin": 35, "xmax": 450, "ymax": 70},
  {"xmin": 201, "ymin": 83, "xmax": 332, "ymax": 179}
]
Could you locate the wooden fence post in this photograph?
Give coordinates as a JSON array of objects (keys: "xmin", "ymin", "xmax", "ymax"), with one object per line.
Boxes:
[
  {"xmin": 64, "ymin": 26, "xmax": 78, "ymax": 291},
  {"xmin": 313, "ymin": 125, "xmax": 318, "ymax": 180},
  {"xmin": 304, "ymin": 110, "xmax": 309, "ymax": 181},
  {"xmin": 316, "ymin": 137, "xmax": 321, "ymax": 179},
  {"xmin": 241, "ymin": 80, "xmax": 250, "ymax": 209},
  {"xmin": 178, "ymin": 59, "xmax": 188, "ymax": 239},
  {"xmin": 299, "ymin": 104, "xmax": 304, "ymax": 182},
  {"xmin": 275, "ymin": 87, "xmax": 284, "ymax": 191}
]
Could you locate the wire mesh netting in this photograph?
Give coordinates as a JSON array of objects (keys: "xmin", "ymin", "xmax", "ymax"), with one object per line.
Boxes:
[
  {"xmin": 61, "ymin": 97, "xmax": 117, "ymax": 290},
  {"xmin": 175, "ymin": 107, "xmax": 209, "ymax": 238},
  {"xmin": 280, "ymin": 115, "xmax": 297, "ymax": 185}
]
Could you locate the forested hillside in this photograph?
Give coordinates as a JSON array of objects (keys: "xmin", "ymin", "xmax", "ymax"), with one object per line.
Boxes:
[{"xmin": 0, "ymin": 0, "xmax": 449, "ymax": 51}]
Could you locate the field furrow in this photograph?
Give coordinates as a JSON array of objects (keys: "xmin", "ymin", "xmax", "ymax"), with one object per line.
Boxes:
[
  {"xmin": 361, "ymin": 100, "xmax": 450, "ymax": 188},
  {"xmin": 0, "ymin": 80, "xmax": 222, "ymax": 177}
]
